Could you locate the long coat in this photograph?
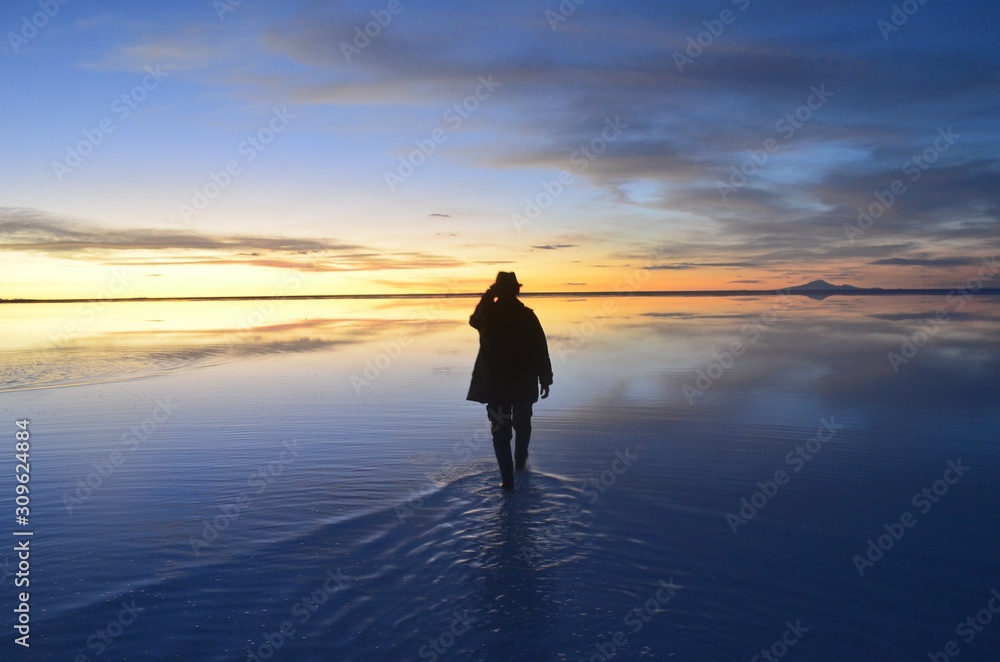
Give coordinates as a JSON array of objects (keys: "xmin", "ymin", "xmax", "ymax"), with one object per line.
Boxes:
[{"xmin": 466, "ymin": 293, "xmax": 553, "ymax": 404}]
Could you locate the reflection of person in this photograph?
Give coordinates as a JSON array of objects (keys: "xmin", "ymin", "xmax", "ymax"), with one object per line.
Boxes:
[{"xmin": 467, "ymin": 272, "xmax": 553, "ymax": 490}]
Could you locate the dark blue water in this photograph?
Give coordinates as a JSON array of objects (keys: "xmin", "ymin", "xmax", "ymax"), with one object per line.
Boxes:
[{"xmin": 1, "ymin": 296, "xmax": 998, "ymax": 660}]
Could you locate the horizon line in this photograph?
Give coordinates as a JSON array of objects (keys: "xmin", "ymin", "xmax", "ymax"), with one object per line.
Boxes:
[{"xmin": 4, "ymin": 287, "xmax": 1000, "ymax": 304}]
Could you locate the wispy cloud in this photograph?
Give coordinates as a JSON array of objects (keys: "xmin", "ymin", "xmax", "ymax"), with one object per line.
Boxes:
[
  {"xmin": 0, "ymin": 208, "xmax": 462, "ymax": 272},
  {"xmin": 869, "ymin": 257, "xmax": 982, "ymax": 268},
  {"xmin": 644, "ymin": 262, "xmax": 755, "ymax": 270}
]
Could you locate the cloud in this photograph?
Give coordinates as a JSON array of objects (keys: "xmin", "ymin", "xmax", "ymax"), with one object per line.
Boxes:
[
  {"xmin": 80, "ymin": 3, "xmax": 1000, "ymax": 286},
  {"xmin": 0, "ymin": 208, "xmax": 349, "ymax": 253},
  {"xmin": 869, "ymin": 257, "xmax": 982, "ymax": 267},
  {"xmin": 0, "ymin": 208, "xmax": 462, "ymax": 272},
  {"xmin": 82, "ymin": 22, "xmax": 257, "ymax": 73},
  {"xmin": 531, "ymin": 244, "xmax": 578, "ymax": 250},
  {"xmin": 643, "ymin": 262, "xmax": 754, "ymax": 270},
  {"xmin": 871, "ymin": 312, "xmax": 983, "ymax": 322},
  {"xmin": 641, "ymin": 312, "xmax": 695, "ymax": 318}
]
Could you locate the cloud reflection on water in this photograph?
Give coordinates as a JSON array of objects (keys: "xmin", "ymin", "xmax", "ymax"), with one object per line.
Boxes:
[{"xmin": 1, "ymin": 296, "xmax": 996, "ymax": 426}]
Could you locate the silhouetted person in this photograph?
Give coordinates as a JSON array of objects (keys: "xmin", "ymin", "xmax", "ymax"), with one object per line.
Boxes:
[{"xmin": 467, "ymin": 272, "xmax": 553, "ymax": 490}]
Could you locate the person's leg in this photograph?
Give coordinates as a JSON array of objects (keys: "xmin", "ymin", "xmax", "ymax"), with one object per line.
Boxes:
[
  {"xmin": 513, "ymin": 402, "xmax": 533, "ymax": 469},
  {"xmin": 487, "ymin": 403, "xmax": 514, "ymax": 488}
]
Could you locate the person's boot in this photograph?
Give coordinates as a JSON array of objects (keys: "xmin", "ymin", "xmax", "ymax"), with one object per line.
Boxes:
[
  {"xmin": 493, "ymin": 436, "xmax": 515, "ymax": 490},
  {"xmin": 499, "ymin": 462, "xmax": 514, "ymax": 490},
  {"xmin": 514, "ymin": 436, "xmax": 529, "ymax": 470},
  {"xmin": 513, "ymin": 410, "xmax": 531, "ymax": 469}
]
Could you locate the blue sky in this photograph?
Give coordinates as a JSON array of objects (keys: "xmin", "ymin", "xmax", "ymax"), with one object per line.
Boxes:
[{"xmin": 1, "ymin": 0, "xmax": 998, "ymax": 298}]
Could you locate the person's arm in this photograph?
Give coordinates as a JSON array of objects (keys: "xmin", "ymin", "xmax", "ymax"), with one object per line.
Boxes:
[
  {"xmin": 469, "ymin": 287, "xmax": 495, "ymax": 330},
  {"xmin": 532, "ymin": 313, "xmax": 553, "ymax": 398}
]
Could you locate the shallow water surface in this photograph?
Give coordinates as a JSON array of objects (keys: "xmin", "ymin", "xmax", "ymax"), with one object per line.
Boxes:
[{"xmin": 1, "ymin": 295, "xmax": 998, "ymax": 660}]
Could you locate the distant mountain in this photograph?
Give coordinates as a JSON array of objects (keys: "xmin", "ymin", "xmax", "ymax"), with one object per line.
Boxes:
[
  {"xmin": 783, "ymin": 279, "xmax": 881, "ymax": 300},
  {"xmin": 788, "ymin": 279, "xmax": 863, "ymax": 291}
]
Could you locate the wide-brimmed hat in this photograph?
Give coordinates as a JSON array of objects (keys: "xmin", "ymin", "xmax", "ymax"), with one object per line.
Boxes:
[{"xmin": 493, "ymin": 271, "xmax": 522, "ymax": 291}]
